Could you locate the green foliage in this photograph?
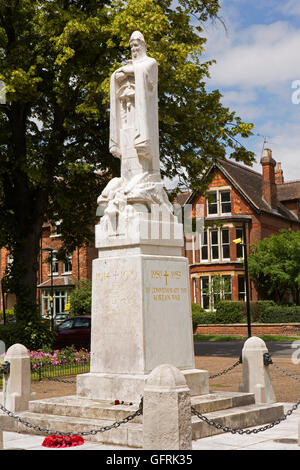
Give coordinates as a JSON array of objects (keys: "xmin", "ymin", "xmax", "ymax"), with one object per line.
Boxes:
[
  {"xmin": 260, "ymin": 305, "xmax": 300, "ymax": 323},
  {"xmin": 191, "ymin": 302, "xmax": 216, "ymax": 325},
  {"xmin": 0, "ymin": 0, "xmax": 255, "ymax": 321},
  {"xmin": 214, "ymin": 301, "xmax": 243, "ymax": 323},
  {"xmin": 248, "ymin": 229, "xmax": 300, "ymax": 304},
  {"xmin": 0, "ymin": 320, "xmax": 55, "ymax": 350},
  {"xmin": 69, "ymin": 280, "xmax": 92, "ymax": 317},
  {"xmin": 255, "ymin": 301, "xmax": 277, "ymax": 321},
  {"xmin": 0, "ymin": 308, "xmax": 15, "ymax": 322},
  {"xmin": 223, "ymin": 300, "xmax": 277, "ymax": 322}
]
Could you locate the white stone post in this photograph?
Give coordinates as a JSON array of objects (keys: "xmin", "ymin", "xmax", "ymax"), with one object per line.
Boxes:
[
  {"xmin": 1, "ymin": 344, "xmax": 32, "ymax": 412},
  {"xmin": 239, "ymin": 336, "xmax": 276, "ymax": 404},
  {"xmin": 143, "ymin": 364, "xmax": 192, "ymax": 450}
]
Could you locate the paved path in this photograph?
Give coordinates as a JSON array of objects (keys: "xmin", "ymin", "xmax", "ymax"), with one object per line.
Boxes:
[
  {"xmin": 1, "ymin": 404, "xmax": 300, "ymax": 451},
  {"xmin": 194, "ymin": 341, "xmax": 297, "ymax": 358}
]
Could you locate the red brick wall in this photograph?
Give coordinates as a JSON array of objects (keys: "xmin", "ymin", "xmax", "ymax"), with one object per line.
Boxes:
[
  {"xmin": 195, "ymin": 323, "xmax": 300, "ymax": 337},
  {"xmin": 39, "ymin": 224, "xmax": 97, "ymax": 285},
  {"xmin": 186, "ymin": 167, "xmax": 300, "ymax": 304},
  {"xmin": 0, "ymin": 223, "xmax": 97, "ymax": 312}
]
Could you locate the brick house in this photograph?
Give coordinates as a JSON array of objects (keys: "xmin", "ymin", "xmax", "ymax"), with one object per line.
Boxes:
[
  {"xmin": 0, "ymin": 219, "xmax": 97, "ymax": 317},
  {"xmin": 1, "ymin": 148, "xmax": 300, "ymax": 316},
  {"xmin": 179, "ymin": 148, "xmax": 300, "ymax": 310}
]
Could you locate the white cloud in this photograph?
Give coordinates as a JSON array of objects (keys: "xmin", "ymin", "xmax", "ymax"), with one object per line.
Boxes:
[
  {"xmin": 201, "ymin": 1, "xmax": 300, "ymax": 181},
  {"xmin": 276, "ymin": 0, "xmax": 300, "ymax": 17},
  {"xmin": 207, "ymin": 21, "xmax": 300, "ymax": 88}
]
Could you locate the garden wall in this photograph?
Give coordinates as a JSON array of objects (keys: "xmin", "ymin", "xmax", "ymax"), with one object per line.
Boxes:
[{"xmin": 195, "ymin": 323, "xmax": 300, "ymax": 337}]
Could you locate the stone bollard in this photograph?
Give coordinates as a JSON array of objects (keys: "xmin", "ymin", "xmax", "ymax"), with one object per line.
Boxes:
[
  {"xmin": 0, "ymin": 431, "xmax": 3, "ymax": 450},
  {"xmin": 143, "ymin": 364, "xmax": 192, "ymax": 450},
  {"xmin": 1, "ymin": 344, "xmax": 32, "ymax": 412},
  {"xmin": 239, "ymin": 336, "xmax": 276, "ymax": 404}
]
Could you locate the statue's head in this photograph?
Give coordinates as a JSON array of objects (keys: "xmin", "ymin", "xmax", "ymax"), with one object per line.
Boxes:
[{"xmin": 129, "ymin": 31, "xmax": 146, "ymax": 61}]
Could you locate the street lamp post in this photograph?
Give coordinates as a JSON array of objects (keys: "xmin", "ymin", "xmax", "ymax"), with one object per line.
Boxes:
[
  {"xmin": 42, "ymin": 247, "xmax": 54, "ymax": 331},
  {"xmin": 233, "ymin": 222, "xmax": 251, "ymax": 338}
]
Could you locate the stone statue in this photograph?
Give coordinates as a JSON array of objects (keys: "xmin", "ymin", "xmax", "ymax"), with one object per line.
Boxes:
[
  {"xmin": 109, "ymin": 31, "xmax": 160, "ymax": 180},
  {"xmin": 97, "ymin": 31, "xmax": 173, "ymax": 236}
]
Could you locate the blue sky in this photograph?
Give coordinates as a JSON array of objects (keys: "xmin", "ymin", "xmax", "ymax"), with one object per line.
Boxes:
[{"xmin": 202, "ymin": 0, "xmax": 300, "ymax": 180}]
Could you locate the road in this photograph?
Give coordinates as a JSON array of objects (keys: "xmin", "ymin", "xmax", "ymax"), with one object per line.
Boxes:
[{"xmin": 194, "ymin": 341, "xmax": 299, "ymax": 358}]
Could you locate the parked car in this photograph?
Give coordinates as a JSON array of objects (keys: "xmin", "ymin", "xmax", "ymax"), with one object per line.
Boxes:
[
  {"xmin": 54, "ymin": 313, "xmax": 69, "ymax": 326},
  {"xmin": 52, "ymin": 316, "xmax": 91, "ymax": 350}
]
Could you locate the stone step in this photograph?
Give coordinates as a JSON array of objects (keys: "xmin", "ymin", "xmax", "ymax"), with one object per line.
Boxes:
[
  {"xmin": 28, "ymin": 391, "xmax": 255, "ymax": 422},
  {"xmin": 191, "ymin": 391, "xmax": 255, "ymax": 413},
  {"xmin": 16, "ymin": 411, "xmax": 143, "ymax": 448},
  {"xmin": 191, "ymin": 402, "xmax": 285, "ymax": 439},
  {"xmin": 5, "ymin": 393, "xmax": 284, "ymax": 447},
  {"xmin": 28, "ymin": 395, "xmax": 143, "ymax": 424}
]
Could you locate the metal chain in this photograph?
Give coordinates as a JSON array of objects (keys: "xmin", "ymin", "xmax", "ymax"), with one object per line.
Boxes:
[
  {"xmin": 192, "ymin": 398, "xmax": 300, "ymax": 435},
  {"xmin": 271, "ymin": 362, "xmax": 300, "ymax": 382},
  {"xmin": 209, "ymin": 357, "xmax": 242, "ymax": 379},
  {"xmin": 39, "ymin": 375, "xmax": 76, "ymax": 384},
  {"xmin": 0, "ymin": 398, "xmax": 143, "ymax": 437}
]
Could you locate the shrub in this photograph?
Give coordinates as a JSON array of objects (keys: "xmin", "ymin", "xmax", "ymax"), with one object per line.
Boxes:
[
  {"xmin": 233, "ymin": 300, "xmax": 277, "ymax": 322},
  {"xmin": 0, "ymin": 308, "xmax": 15, "ymax": 322},
  {"xmin": 191, "ymin": 303, "xmax": 217, "ymax": 327},
  {"xmin": 255, "ymin": 300, "xmax": 277, "ymax": 321},
  {"xmin": 0, "ymin": 320, "xmax": 55, "ymax": 350},
  {"xmin": 69, "ymin": 280, "xmax": 92, "ymax": 317},
  {"xmin": 260, "ymin": 305, "xmax": 300, "ymax": 323},
  {"xmin": 215, "ymin": 301, "xmax": 243, "ymax": 323}
]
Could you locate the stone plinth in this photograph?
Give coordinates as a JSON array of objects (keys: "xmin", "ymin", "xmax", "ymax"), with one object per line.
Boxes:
[
  {"xmin": 77, "ymin": 228, "xmax": 209, "ymax": 402},
  {"xmin": 0, "ymin": 344, "xmax": 32, "ymax": 412},
  {"xmin": 239, "ymin": 336, "xmax": 276, "ymax": 404},
  {"xmin": 143, "ymin": 364, "xmax": 192, "ymax": 450}
]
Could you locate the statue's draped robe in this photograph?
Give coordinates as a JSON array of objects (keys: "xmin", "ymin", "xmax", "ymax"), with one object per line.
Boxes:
[{"xmin": 109, "ymin": 56, "xmax": 160, "ymax": 177}]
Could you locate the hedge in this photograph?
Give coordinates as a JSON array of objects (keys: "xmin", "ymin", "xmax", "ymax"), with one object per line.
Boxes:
[
  {"xmin": 260, "ymin": 305, "xmax": 300, "ymax": 323},
  {"xmin": 191, "ymin": 303, "xmax": 216, "ymax": 327},
  {"xmin": 192, "ymin": 300, "xmax": 300, "ymax": 325}
]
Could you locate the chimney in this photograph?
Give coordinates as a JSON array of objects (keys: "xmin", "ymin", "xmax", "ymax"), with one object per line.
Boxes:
[
  {"xmin": 260, "ymin": 148, "xmax": 277, "ymax": 208},
  {"xmin": 275, "ymin": 162, "xmax": 284, "ymax": 184}
]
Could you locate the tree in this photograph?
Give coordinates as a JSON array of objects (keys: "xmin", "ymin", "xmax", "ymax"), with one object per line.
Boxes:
[
  {"xmin": 69, "ymin": 280, "xmax": 92, "ymax": 317},
  {"xmin": 0, "ymin": 0, "xmax": 255, "ymax": 322},
  {"xmin": 248, "ymin": 229, "xmax": 300, "ymax": 304}
]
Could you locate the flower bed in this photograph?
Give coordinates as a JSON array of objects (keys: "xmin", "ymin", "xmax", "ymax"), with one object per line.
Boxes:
[{"xmin": 29, "ymin": 346, "xmax": 90, "ymax": 369}]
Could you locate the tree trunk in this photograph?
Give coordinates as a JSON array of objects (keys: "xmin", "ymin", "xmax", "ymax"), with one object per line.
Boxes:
[{"xmin": 11, "ymin": 207, "xmax": 45, "ymax": 322}]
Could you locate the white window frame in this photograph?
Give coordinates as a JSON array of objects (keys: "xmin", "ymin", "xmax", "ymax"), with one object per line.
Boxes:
[
  {"xmin": 207, "ymin": 191, "xmax": 218, "ymax": 216},
  {"xmin": 200, "ymin": 274, "xmax": 232, "ymax": 311},
  {"xmin": 238, "ymin": 275, "xmax": 246, "ymax": 301},
  {"xmin": 63, "ymin": 253, "xmax": 73, "ymax": 274},
  {"xmin": 206, "ymin": 188, "xmax": 231, "ymax": 218},
  {"xmin": 42, "ymin": 289, "xmax": 68, "ymax": 317},
  {"xmin": 192, "ymin": 278, "xmax": 197, "ymax": 303},
  {"xmin": 50, "ymin": 220, "xmax": 62, "ymax": 238},
  {"xmin": 51, "ymin": 251, "xmax": 59, "ymax": 276},
  {"xmin": 200, "ymin": 230, "xmax": 208, "ymax": 262},
  {"xmin": 235, "ymin": 227, "xmax": 244, "ymax": 259},
  {"xmin": 221, "ymin": 228, "xmax": 230, "ymax": 261},
  {"xmin": 220, "ymin": 190, "xmax": 231, "ymax": 215},
  {"xmin": 210, "ymin": 229, "xmax": 219, "ymax": 261},
  {"xmin": 200, "ymin": 276, "xmax": 210, "ymax": 311}
]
